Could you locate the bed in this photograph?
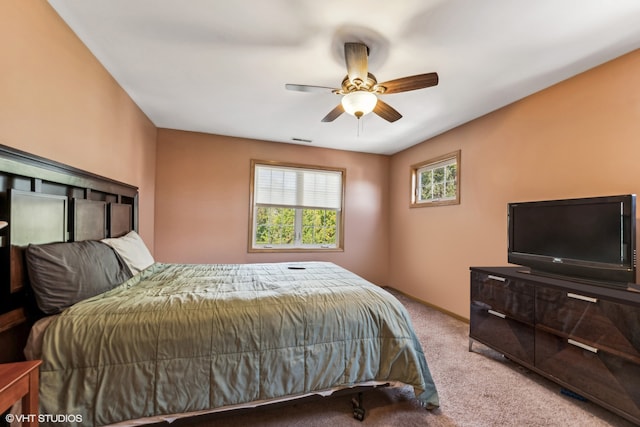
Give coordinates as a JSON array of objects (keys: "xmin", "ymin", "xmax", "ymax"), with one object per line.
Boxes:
[
  {"xmin": 27, "ymin": 258, "xmax": 439, "ymax": 426},
  {"xmin": 0, "ymin": 145, "xmax": 439, "ymax": 426}
]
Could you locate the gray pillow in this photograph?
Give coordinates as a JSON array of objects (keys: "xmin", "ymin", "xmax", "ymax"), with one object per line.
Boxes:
[{"xmin": 25, "ymin": 240, "xmax": 133, "ymax": 314}]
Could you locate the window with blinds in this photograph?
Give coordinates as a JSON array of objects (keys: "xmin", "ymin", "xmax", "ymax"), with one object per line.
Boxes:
[{"xmin": 249, "ymin": 161, "xmax": 345, "ymax": 251}]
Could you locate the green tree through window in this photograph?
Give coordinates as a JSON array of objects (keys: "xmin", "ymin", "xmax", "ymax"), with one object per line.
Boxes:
[
  {"xmin": 255, "ymin": 207, "xmax": 295, "ymax": 245},
  {"xmin": 302, "ymin": 209, "xmax": 337, "ymax": 245}
]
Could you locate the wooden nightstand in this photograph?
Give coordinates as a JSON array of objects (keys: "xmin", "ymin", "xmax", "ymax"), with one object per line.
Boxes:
[{"xmin": 0, "ymin": 360, "xmax": 42, "ymax": 427}]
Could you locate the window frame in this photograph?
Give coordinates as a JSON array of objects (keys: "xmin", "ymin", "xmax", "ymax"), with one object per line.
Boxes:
[
  {"xmin": 410, "ymin": 150, "xmax": 461, "ymax": 208},
  {"xmin": 248, "ymin": 160, "xmax": 346, "ymax": 253}
]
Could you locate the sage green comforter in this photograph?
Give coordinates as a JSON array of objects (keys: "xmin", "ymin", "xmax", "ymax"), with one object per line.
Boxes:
[{"xmin": 39, "ymin": 262, "xmax": 439, "ymax": 426}]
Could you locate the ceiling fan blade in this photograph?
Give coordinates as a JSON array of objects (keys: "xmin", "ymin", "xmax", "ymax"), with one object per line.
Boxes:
[
  {"xmin": 373, "ymin": 99, "xmax": 402, "ymax": 122},
  {"xmin": 379, "ymin": 72, "xmax": 439, "ymax": 94},
  {"xmin": 321, "ymin": 104, "xmax": 345, "ymax": 122},
  {"xmin": 285, "ymin": 83, "xmax": 337, "ymax": 93},
  {"xmin": 344, "ymin": 42, "xmax": 368, "ymax": 84}
]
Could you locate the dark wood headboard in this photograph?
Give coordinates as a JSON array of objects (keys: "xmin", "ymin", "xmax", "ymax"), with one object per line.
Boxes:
[{"xmin": 0, "ymin": 144, "xmax": 138, "ymax": 362}]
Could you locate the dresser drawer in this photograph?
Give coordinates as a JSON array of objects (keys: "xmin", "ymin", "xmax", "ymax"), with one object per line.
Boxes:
[
  {"xmin": 536, "ymin": 286, "xmax": 640, "ymax": 357},
  {"xmin": 535, "ymin": 329, "xmax": 640, "ymax": 420},
  {"xmin": 471, "ymin": 271, "xmax": 534, "ymax": 324},
  {"xmin": 470, "ymin": 301, "xmax": 534, "ymax": 365}
]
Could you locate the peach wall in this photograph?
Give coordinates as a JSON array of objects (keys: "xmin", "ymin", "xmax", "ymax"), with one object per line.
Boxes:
[
  {"xmin": 0, "ymin": 1, "xmax": 157, "ymax": 249},
  {"xmin": 155, "ymin": 130, "xmax": 390, "ymax": 285},
  {"xmin": 389, "ymin": 49, "xmax": 640, "ymax": 319}
]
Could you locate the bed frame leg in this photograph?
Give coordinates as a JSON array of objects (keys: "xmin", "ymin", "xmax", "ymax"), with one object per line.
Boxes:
[{"xmin": 352, "ymin": 392, "xmax": 365, "ymax": 421}]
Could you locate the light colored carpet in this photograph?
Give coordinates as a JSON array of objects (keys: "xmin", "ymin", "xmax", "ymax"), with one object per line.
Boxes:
[{"xmin": 166, "ymin": 288, "xmax": 636, "ymax": 427}]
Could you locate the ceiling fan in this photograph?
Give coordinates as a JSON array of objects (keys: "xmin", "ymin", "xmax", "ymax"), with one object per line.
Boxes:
[{"xmin": 285, "ymin": 42, "xmax": 439, "ymax": 123}]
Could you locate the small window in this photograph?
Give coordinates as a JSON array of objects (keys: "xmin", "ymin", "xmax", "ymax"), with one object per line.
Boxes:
[
  {"xmin": 411, "ymin": 150, "xmax": 460, "ymax": 207},
  {"xmin": 249, "ymin": 160, "xmax": 345, "ymax": 252}
]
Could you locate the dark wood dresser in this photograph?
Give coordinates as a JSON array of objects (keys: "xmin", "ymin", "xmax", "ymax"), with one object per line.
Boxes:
[{"xmin": 469, "ymin": 266, "xmax": 640, "ymax": 425}]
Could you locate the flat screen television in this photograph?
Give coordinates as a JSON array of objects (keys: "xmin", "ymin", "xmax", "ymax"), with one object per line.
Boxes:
[{"xmin": 507, "ymin": 194, "xmax": 636, "ymax": 286}]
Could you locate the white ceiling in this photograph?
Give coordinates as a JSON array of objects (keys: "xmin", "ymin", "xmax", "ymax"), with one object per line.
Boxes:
[{"xmin": 48, "ymin": 0, "xmax": 640, "ymax": 155}]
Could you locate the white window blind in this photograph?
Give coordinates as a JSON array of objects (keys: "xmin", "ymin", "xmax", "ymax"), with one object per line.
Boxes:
[{"xmin": 255, "ymin": 165, "xmax": 342, "ymax": 210}]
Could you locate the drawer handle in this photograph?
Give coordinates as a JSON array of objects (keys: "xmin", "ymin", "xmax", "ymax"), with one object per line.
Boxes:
[
  {"xmin": 567, "ymin": 293, "xmax": 598, "ymax": 304},
  {"xmin": 488, "ymin": 309, "xmax": 506, "ymax": 319},
  {"xmin": 568, "ymin": 339, "xmax": 599, "ymax": 354},
  {"xmin": 487, "ymin": 275, "xmax": 506, "ymax": 282}
]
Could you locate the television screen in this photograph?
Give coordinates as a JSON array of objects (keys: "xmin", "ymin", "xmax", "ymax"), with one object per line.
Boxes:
[{"xmin": 508, "ymin": 195, "xmax": 636, "ymax": 285}]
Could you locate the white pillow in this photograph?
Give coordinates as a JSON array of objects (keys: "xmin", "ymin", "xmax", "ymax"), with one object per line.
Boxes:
[{"xmin": 102, "ymin": 230, "xmax": 154, "ymax": 275}]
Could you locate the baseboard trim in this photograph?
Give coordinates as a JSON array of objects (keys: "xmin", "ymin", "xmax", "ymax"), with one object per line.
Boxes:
[{"xmin": 385, "ymin": 287, "xmax": 469, "ymax": 324}]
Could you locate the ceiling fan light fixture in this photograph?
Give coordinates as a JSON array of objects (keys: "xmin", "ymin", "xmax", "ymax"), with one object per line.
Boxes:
[{"xmin": 341, "ymin": 91, "xmax": 377, "ymax": 119}]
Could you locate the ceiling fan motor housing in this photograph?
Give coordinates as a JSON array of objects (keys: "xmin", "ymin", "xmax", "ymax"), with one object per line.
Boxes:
[{"xmin": 337, "ymin": 73, "xmax": 385, "ymax": 95}]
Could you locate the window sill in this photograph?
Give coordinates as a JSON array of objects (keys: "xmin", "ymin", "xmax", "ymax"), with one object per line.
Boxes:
[
  {"xmin": 410, "ymin": 198, "xmax": 460, "ymax": 208},
  {"xmin": 248, "ymin": 247, "xmax": 344, "ymax": 253}
]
